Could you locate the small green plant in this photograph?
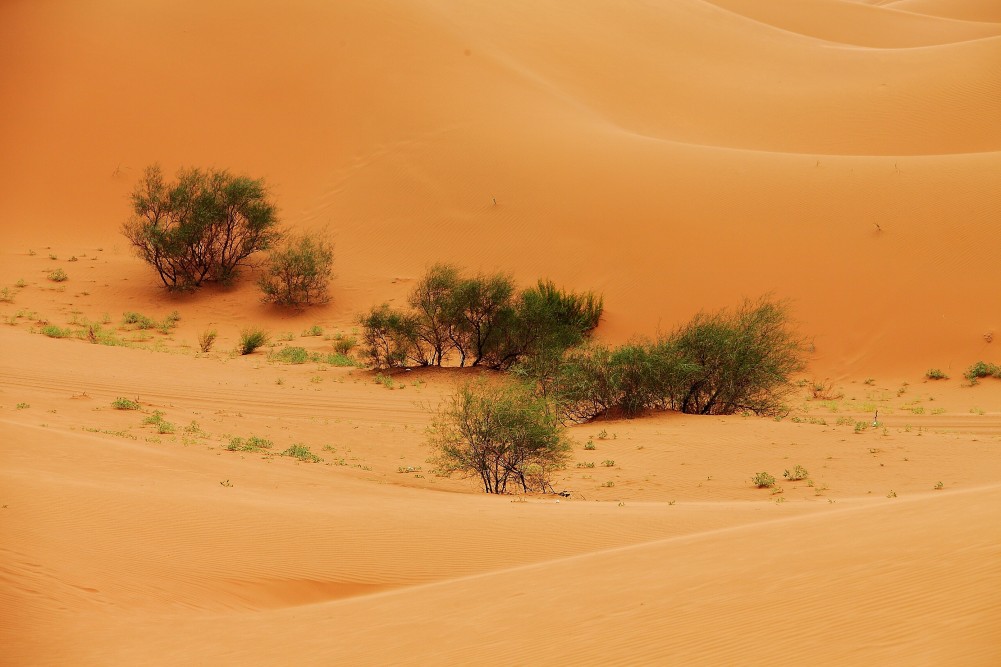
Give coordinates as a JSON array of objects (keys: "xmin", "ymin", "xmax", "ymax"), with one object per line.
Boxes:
[
  {"xmin": 601, "ymin": 480, "xmax": 615, "ymax": 488},
  {"xmin": 333, "ymin": 335, "xmax": 357, "ymax": 355},
  {"xmin": 964, "ymin": 361, "xmax": 1001, "ymax": 384},
  {"xmin": 143, "ymin": 411, "xmax": 175, "ymax": 434},
  {"xmin": 111, "ymin": 397, "xmax": 141, "ymax": 410},
  {"xmin": 0, "ymin": 287, "xmax": 13, "ymax": 303},
  {"xmin": 397, "ymin": 465, "xmax": 422, "ymax": 473},
  {"xmin": 601, "ymin": 459, "xmax": 615, "ymax": 467},
  {"xmin": 68, "ymin": 255, "xmax": 79, "ymax": 262},
  {"xmin": 854, "ymin": 421, "xmax": 868, "ymax": 434},
  {"xmin": 934, "ymin": 481, "xmax": 944, "ymax": 490},
  {"xmin": 46, "ymin": 268, "xmax": 68, "ymax": 282},
  {"xmin": 281, "ymin": 443, "xmax": 322, "ymax": 462},
  {"xmin": 584, "ymin": 439, "xmax": 596, "ymax": 450},
  {"xmin": 227, "ymin": 436, "xmax": 273, "ymax": 452},
  {"xmin": 48, "ymin": 253, "xmax": 57, "ymax": 260},
  {"xmin": 925, "ymin": 368, "xmax": 948, "ymax": 380},
  {"xmin": 40, "ymin": 324, "xmax": 71, "ymax": 338},
  {"xmin": 752, "ymin": 472, "xmax": 776, "ymax": 488},
  {"xmin": 321, "ymin": 352, "xmax": 357, "ymax": 367},
  {"xmin": 15, "ymin": 279, "xmax": 26, "ymax": 288},
  {"xmin": 239, "ymin": 328, "xmax": 270, "ymax": 355},
  {"xmin": 271, "ymin": 346, "xmax": 309, "ymax": 364},
  {"xmin": 863, "ymin": 377, "xmax": 875, "ymax": 386},
  {"xmin": 16, "ymin": 402, "xmax": 29, "ymax": 409},
  {"xmin": 576, "ymin": 461, "xmax": 596, "ymax": 469},
  {"xmin": 597, "ymin": 429, "xmax": 609, "ymax": 440},
  {"xmin": 886, "ymin": 490, "xmax": 897, "ymax": 498},
  {"xmin": 783, "ymin": 465, "xmax": 809, "ymax": 481},
  {"xmin": 302, "ymin": 324, "xmax": 323, "ymax": 337},
  {"xmin": 374, "ymin": 373, "xmax": 396, "ymax": 389},
  {"xmin": 198, "ymin": 329, "xmax": 218, "ymax": 352},
  {"xmin": 220, "ymin": 479, "xmax": 233, "ymax": 487},
  {"xmin": 122, "ymin": 311, "xmax": 155, "ymax": 329}
]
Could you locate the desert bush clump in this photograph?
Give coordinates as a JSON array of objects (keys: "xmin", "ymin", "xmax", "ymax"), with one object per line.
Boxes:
[
  {"xmin": 271, "ymin": 346, "xmax": 309, "ymax": 364},
  {"xmin": 239, "ymin": 328, "xmax": 270, "ymax": 355},
  {"xmin": 964, "ymin": 361, "xmax": 1000, "ymax": 384},
  {"xmin": 111, "ymin": 397, "xmax": 141, "ymax": 410},
  {"xmin": 0, "ymin": 287, "xmax": 14, "ymax": 303},
  {"xmin": 925, "ymin": 368, "xmax": 948, "ymax": 380},
  {"xmin": 198, "ymin": 329, "xmax": 218, "ymax": 352},
  {"xmin": 752, "ymin": 472, "xmax": 776, "ymax": 488},
  {"xmin": 281, "ymin": 443, "xmax": 322, "ymax": 462},
  {"xmin": 47, "ymin": 268, "xmax": 68, "ymax": 282},
  {"xmin": 428, "ymin": 380, "xmax": 572, "ymax": 494},
  {"xmin": 123, "ymin": 164, "xmax": 281, "ymax": 289},
  {"xmin": 40, "ymin": 324, "xmax": 71, "ymax": 338},
  {"xmin": 361, "ymin": 265, "xmax": 602, "ymax": 370},
  {"xmin": 227, "ymin": 436, "xmax": 273, "ymax": 452},
  {"xmin": 259, "ymin": 232, "xmax": 334, "ymax": 307},
  {"xmin": 333, "ymin": 334, "xmax": 357, "ymax": 356},
  {"xmin": 783, "ymin": 465, "xmax": 809, "ymax": 481}
]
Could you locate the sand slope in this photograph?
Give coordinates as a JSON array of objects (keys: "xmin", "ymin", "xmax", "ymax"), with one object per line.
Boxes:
[{"xmin": 2, "ymin": 0, "xmax": 1001, "ymax": 663}]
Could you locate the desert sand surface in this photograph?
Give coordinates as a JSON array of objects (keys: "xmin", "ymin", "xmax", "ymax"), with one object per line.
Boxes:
[{"xmin": 2, "ymin": 0, "xmax": 1000, "ymax": 664}]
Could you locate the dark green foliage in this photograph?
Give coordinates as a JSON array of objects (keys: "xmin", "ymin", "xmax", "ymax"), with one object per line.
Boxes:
[
  {"xmin": 239, "ymin": 328, "xmax": 270, "ymax": 355},
  {"xmin": 964, "ymin": 361, "xmax": 1000, "ymax": 384},
  {"xmin": 259, "ymin": 233, "xmax": 334, "ymax": 307},
  {"xmin": 428, "ymin": 380, "xmax": 571, "ymax": 494},
  {"xmin": 123, "ymin": 165, "xmax": 281, "ymax": 289},
  {"xmin": 548, "ymin": 298, "xmax": 804, "ymax": 421},
  {"xmin": 359, "ymin": 304, "xmax": 420, "ymax": 369},
  {"xmin": 361, "ymin": 265, "xmax": 603, "ymax": 370}
]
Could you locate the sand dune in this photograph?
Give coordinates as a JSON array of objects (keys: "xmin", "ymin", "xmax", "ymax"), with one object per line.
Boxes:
[{"xmin": 2, "ymin": 0, "xmax": 1000, "ymax": 663}]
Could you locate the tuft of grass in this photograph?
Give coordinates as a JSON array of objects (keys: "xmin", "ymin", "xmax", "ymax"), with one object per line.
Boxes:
[
  {"xmin": 374, "ymin": 373, "xmax": 396, "ymax": 389},
  {"xmin": 319, "ymin": 352, "xmax": 357, "ymax": 367},
  {"xmin": 925, "ymin": 368, "xmax": 948, "ymax": 381},
  {"xmin": 752, "ymin": 472, "xmax": 776, "ymax": 488},
  {"xmin": 783, "ymin": 464, "xmax": 809, "ymax": 481},
  {"xmin": 47, "ymin": 268, "xmax": 68, "ymax": 282},
  {"xmin": 597, "ymin": 429, "xmax": 609, "ymax": 440},
  {"xmin": 853, "ymin": 421, "xmax": 868, "ymax": 434},
  {"xmin": 143, "ymin": 411, "xmax": 175, "ymax": 434},
  {"xmin": 333, "ymin": 334, "xmax": 357, "ymax": 356},
  {"xmin": 111, "ymin": 397, "xmax": 141, "ymax": 410},
  {"xmin": 934, "ymin": 481, "xmax": 944, "ymax": 490},
  {"xmin": 302, "ymin": 324, "xmax": 323, "ymax": 337},
  {"xmin": 583, "ymin": 439, "xmax": 596, "ymax": 451},
  {"xmin": 271, "ymin": 346, "xmax": 309, "ymax": 364},
  {"xmin": 575, "ymin": 461, "xmax": 596, "ymax": 469},
  {"xmin": 227, "ymin": 436, "xmax": 273, "ymax": 452},
  {"xmin": 198, "ymin": 329, "xmax": 218, "ymax": 352},
  {"xmin": 0, "ymin": 287, "xmax": 14, "ymax": 303},
  {"xmin": 122, "ymin": 311, "xmax": 155, "ymax": 329},
  {"xmin": 281, "ymin": 443, "xmax": 322, "ymax": 463},
  {"xmin": 239, "ymin": 328, "xmax": 270, "ymax": 355},
  {"xmin": 601, "ymin": 459, "xmax": 615, "ymax": 467},
  {"xmin": 40, "ymin": 324, "xmax": 71, "ymax": 338}
]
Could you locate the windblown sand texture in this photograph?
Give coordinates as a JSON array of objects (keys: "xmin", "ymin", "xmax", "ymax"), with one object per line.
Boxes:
[{"xmin": 2, "ymin": 0, "xmax": 1000, "ymax": 664}]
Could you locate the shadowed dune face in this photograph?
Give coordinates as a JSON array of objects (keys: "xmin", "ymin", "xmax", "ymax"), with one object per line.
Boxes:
[{"xmin": 2, "ymin": 1, "xmax": 1001, "ymax": 664}]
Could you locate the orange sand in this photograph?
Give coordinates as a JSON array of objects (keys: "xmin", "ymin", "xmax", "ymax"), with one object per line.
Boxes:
[{"xmin": 2, "ymin": 0, "xmax": 1000, "ymax": 664}]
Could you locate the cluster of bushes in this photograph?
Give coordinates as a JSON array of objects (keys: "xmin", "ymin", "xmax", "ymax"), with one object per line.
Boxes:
[
  {"xmin": 536, "ymin": 299, "xmax": 805, "ymax": 422},
  {"xmin": 429, "ymin": 297, "xmax": 806, "ymax": 493},
  {"xmin": 123, "ymin": 165, "xmax": 333, "ymax": 307},
  {"xmin": 360, "ymin": 264, "xmax": 603, "ymax": 370}
]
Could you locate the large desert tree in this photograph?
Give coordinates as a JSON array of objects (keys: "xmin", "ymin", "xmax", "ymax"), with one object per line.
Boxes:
[{"xmin": 123, "ymin": 164, "xmax": 281, "ymax": 289}]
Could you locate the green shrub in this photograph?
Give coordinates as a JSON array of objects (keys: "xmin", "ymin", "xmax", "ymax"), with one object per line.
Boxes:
[
  {"xmin": 964, "ymin": 361, "xmax": 1000, "ymax": 384},
  {"xmin": 281, "ymin": 443, "xmax": 322, "ymax": 462},
  {"xmin": 111, "ymin": 397, "xmax": 141, "ymax": 410},
  {"xmin": 783, "ymin": 465, "xmax": 809, "ymax": 481},
  {"xmin": 123, "ymin": 165, "xmax": 281, "ymax": 289},
  {"xmin": 0, "ymin": 287, "xmax": 14, "ymax": 303},
  {"xmin": 271, "ymin": 346, "xmax": 309, "ymax": 364},
  {"xmin": 227, "ymin": 436, "xmax": 273, "ymax": 452},
  {"xmin": 239, "ymin": 328, "xmax": 270, "ymax": 355},
  {"xmin": 198, "ymin": 329, "xmax": 218, "ymax": 352},
  {"xmin": 925, "ymin": 368, "xmax": 948, "ymax": 380},
  {"xmin": 47, "ymin": 268, "xmax": 68, "ymax": 282},
  {"xmin": 40, "ymin": 324, "xmax": 71, "ymax": 338},
  {"xmin": 302, "ymin": 324, "xmax": 324, "ymax": 337},
  {"xmin": 333, "ymin": 334, "xmax": 357, "ymax": 355},
  {"xmin": 428, "ymin": 380, "xmax": 571, "ymax": 494},
  {"xmin": 123, "ymin": 311, "xmax": 155, "ymax": 329},
  {"xmin": 752, "ymin": 472, "xmax": 776, "ymax": 488},
  {"xmin": 359, "ymin": 304, "xmax": 419, "ymax": 368},
  {"xmin": 258, "ymin": 232, "xmax": 334, "ymax": 307}
]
